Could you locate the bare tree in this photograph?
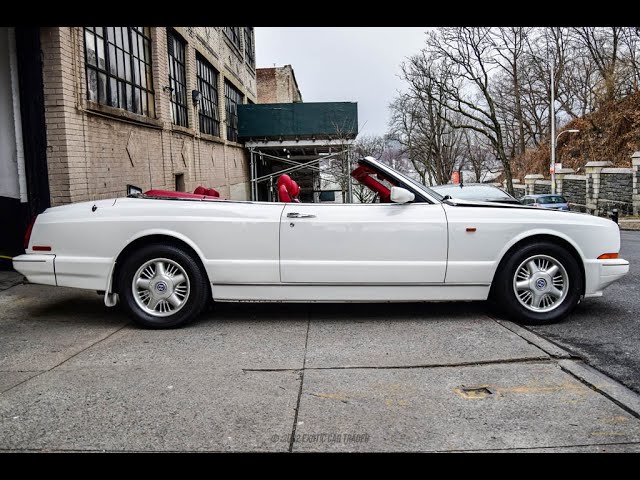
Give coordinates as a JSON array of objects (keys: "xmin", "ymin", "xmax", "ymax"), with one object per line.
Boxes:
[
  {"xmin": 352, "ymin": 135, "xmax": 385, "ymax": 203},
  {"xmin": 401, "ymin": 28, "xmax": 517, "ymax": 194},
  {"xmin": 620, "ymin": 27, "xmax": 640, "ymax": 94},
  {"xmin": 570, "ymin": 27, "xmax": 624, "ymax": 105},
  {"xmin": 391, "ymin": 26, "xmax": 640, "ymax": 186},
  {"xmin": 388, "ymin": 94, "xmax": 434, "ymax": 185},
  {"xmin": 320, "ymin": 133, "xmax": 387, "ymax": 203},
  {"xmin": 489, "ymin": 27, "xmax": 531, "ymax": 156},
  {"xmin": 460, "ymin": 130, "xmax": 499, "ymax": 183},
  {"xmin": 390, "ymin": 66, "xmax": 466, "ymax": 186}
]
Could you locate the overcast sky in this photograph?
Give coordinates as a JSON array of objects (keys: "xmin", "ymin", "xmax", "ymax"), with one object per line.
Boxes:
[{"xmin": 255, "ymin": 27, "xmax": 428, "ymax": 138}]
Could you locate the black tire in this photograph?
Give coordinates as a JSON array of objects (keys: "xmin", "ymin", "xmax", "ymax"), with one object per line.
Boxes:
[
  {"xmin": 117, "ymin": 244, "xmax": 209, "ymax": 329},
  {"xmin": 492, "ymin": 241, "xmax": 582, "ymax": 325}
]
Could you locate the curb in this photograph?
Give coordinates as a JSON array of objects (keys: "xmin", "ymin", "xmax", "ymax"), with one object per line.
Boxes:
[
  {"xmin": 494, "ymin": 319, "xmax": 574, "ymax": 359},
  {"xmin": 494, "ymin": 319, "xmax": 640, "ymax": 418},
  {"xmin": 559, "ymin": 359, "xmax": 640, "ymax": 419}
]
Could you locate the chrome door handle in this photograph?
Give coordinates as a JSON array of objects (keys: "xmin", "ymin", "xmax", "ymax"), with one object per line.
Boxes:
[{"xmin": 287, "ymin": 212, "xmax": 316, "ymax": 218}]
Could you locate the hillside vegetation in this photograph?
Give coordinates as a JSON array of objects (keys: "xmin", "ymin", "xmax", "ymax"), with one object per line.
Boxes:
[{"xmin": 512, "ymin": 92, "xmax": 640, "ymax": 178}]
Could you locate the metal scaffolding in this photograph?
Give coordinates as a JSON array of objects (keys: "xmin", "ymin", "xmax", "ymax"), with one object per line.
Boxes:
[{"xmin": 247, "ymin": 139, "xmax": 355, "ymax": 203}]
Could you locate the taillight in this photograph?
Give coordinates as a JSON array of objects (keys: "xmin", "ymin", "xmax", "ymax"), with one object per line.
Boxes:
[{"xmin": 24, "ymin": 216, "xmax": 37, "ymax": 251}]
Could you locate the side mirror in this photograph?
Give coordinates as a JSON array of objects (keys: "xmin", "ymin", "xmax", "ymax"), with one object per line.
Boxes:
[
  {"xmin": 390, "ymin": 186, "xmax": 415, "ymax": 204},
  {"xmin": 127, "ymin": 184, "xmax": 143, "ymax": 196}
]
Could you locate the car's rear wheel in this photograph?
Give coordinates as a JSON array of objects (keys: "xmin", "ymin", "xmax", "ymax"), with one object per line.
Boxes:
[
  {"xmin": 493, "ymin": 242, "xmax": 582, "ymax": 325},
  {"xmin": 117, "ymin": 244, "xmax": 209, "ymax": 329}
]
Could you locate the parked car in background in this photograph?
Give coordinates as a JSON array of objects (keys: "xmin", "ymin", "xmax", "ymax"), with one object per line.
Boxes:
[
  {"xmin": 431, "ymin": 184, "xmax": 521, "ymax": 205},
  {"xmin": 520, "ymin": 194, "xmax": 570, "ymax": 211}
]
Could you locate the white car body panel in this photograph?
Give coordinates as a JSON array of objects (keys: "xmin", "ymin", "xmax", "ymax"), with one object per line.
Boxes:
[
  {"xmin": 12, "ymin": 254, "xmax": 56, "ymax": 286},
  {"xmin": 212, "ymin": 284, "xmax": 488, "ymax": 302},
  {"xmin": 279, "ymin": 203, "xmax": 447, "ymax": 284},
  {"xmin": 443, "ymin": 204, "xmax": 620, "ymax": 286},
  {"xmin": 14, "ymin": 157, "xmax": 629, "ymax": 306}
]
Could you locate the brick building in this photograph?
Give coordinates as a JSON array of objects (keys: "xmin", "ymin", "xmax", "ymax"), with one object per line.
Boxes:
[
  {"xmin": 256, "ymin": 65, "xmax": 302, "ymax": 104},
  {"xmin": 0, "ymin": 26, "xmax": 256, "ymax": 257}
]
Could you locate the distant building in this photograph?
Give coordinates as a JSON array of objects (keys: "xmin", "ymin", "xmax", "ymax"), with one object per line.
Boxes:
[
  {"xmin": 0, "ymin": 26, "xmax": 256, "ymax": 256},
  {"xmin": 257, "ymin": 65, "xmax": 302, "ymax": 104}
]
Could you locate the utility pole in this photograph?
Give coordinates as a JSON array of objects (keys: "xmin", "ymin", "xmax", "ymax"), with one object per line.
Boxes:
[
  {"xmin": 550, "ymin": 64, "xmax": 556, "ymax": 194},
  {"xmin": 346, "ymin": 149, "xmax": 353, "ymax": 203}
]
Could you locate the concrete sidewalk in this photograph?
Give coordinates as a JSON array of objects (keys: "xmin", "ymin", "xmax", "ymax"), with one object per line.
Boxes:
[{"xmin": 1, "ymin": 284, "xmax": 640, "ymax": 452}]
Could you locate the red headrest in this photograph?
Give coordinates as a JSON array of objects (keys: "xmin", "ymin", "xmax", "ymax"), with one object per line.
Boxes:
[
  {"xmin": 277, "ymin": 175, "xmax": 292, "ymax": 188},
  {"xmin": 193, "ymin": 186, "xmax": 206, "ymax": 195},
  {"xmin": 278, "ymin": 174, "xmax": 300, "ymax": 202},
  {"xmin": 290, "ymin": 181, "xmax": 300, "ymax": 197}
]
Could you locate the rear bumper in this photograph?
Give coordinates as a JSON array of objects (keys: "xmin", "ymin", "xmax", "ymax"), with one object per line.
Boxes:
[
  {"xmin": 12, "ymin": 254, "xmax": 57, "ymax": 286},
  {"xmin": 584, "ymin": 258, "xmax": 629, "ymax": 298},
  {"xmin": 12, "ymin": 253, "xmax": 112, "ymax": 290}
]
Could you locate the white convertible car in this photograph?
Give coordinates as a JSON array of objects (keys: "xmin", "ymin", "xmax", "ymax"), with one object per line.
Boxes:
[{"xmin": 13, "ymin": 156, "xmax": 629, "ymax": 329}]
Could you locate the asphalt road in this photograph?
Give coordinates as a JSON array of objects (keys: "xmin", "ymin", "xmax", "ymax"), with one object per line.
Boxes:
[{"xmin": 528, "ymin": 230, "xmax": 640, "ymax": 394}]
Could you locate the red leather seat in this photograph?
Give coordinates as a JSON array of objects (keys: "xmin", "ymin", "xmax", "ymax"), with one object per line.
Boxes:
[
  {"xmin": 204, "ymin": 188, "xmax": 220, "ymax": 198},
  {"xmin": 350, "ymin": 164, "xmax": 392, "ymax": 203},
  {"xmin": 144, "ymin": 188, "xmax": 222, "ymax": 200},
  {"xmin": 194, "ymin": 186, "xmax": 220, "ymax": 197},
  {"xmin": 278, "ymin": 175, "xmax": 300, "ymax": 203}
]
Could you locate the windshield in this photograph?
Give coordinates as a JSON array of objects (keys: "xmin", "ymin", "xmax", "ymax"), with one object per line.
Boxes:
[
  {"xmin": 539, "ymin": 195, "xmax": 567, "ymax": 204},
  {"xmin": 354, "ymin": 157, "xmax": 445, "ymax": 203},
  {"xmin": 432, "ymin": 184, "xmax": 512, "ymax": 200},
  {"xmin": 396, "ymin": 170, "xmax": 445, "ymax": 201}
]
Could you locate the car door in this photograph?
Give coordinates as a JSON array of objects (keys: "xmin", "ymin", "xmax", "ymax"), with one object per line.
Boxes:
[{"xmin": 279, "ymin": 202, "xmax": 448, "ymax": 284}]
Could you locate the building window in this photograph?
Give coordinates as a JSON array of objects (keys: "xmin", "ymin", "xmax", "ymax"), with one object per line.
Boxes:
[
  {"xmin": 167, "ymin": 29, "xmax": 188, "ymax": 127},
  {"xmin": 244, "ymin": 27, "xmax": 255, "ymax": 67},
  {"xmin": 196, "ymin": 55, "xmax": 220, "ymax": 137},
  {"xmin": 223, "ymin": 27, "xmax": 241, "ymax": 51},
  {"xmin": 224, "ymin": 80, "xmax": 243, "ymax": 143},
  {"xmin": 84, "ymin": 27, "xmax": 155, "ymax": 117}
]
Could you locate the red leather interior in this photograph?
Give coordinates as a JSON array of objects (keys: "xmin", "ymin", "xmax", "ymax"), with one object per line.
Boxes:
[
  {"xmin": 350, "ymin": 164, "xmax": 394, "ymax": 203},
  {"xmin": 278, "ymin": 174, "xmax": 300, "ymax": 203},
  {"xmin": 193, "ymin": 186, "xmax": 220, "ymax": 197},
  {"xmin": 144, "ymin": 189, "xmax": 221, "ymax": 200}
]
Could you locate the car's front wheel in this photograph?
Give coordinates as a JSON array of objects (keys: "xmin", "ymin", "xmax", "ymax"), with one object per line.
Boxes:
[
  {"xmin": 117, "ymin": 244, "xmax": 209, "ymax": 329},
  {"xmin": 493, "ymin": 242, "xmax": 582, "ymax": 325}
]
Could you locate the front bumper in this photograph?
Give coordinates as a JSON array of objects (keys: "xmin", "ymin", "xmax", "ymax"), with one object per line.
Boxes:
[
  {"xmin": 12, "ymin": 254, "xmax": 57, "ymax": 286},
  {"xmin": 583, "ymin": 258, "xmax": 629, "ymax": 298}
]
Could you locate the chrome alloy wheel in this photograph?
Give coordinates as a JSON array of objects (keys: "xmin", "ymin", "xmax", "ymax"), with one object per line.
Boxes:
[
  {"xmin": 132, "ymin": 258, "xmax": 190, "ymax": 317},
  {"xmin": 512, "ymin": 254, "xmax": 569, "ymax": 313}
]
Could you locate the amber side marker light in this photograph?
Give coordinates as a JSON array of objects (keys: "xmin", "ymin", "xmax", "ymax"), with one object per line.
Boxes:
[
  {"xmin": 597, "ymin": 253, "xmax": 619, "ymax": 259},
  {"xmin": 32, "ymin": 246, "xmax": 52, "ymax": 252}
]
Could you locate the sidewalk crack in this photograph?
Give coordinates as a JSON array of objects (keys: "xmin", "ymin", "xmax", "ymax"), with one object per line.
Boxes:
[
  {"xmin": 288, "ymin": 310, "xmax": 311, "ymax": 453},
  {"xmin": 0, "ymin": 321, "xmax": 130, "ymax": 395}
]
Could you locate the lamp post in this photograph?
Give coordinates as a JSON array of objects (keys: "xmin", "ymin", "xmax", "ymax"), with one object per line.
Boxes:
[
  {"xmin": 551, "ymin": 129, "xmax": 580, "ymax": 193},
  {"xmin": 549, "ymin": 57, "xmax": 580, "ymax": 193}
]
